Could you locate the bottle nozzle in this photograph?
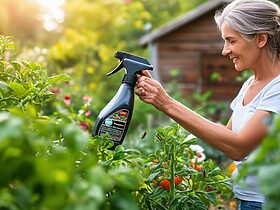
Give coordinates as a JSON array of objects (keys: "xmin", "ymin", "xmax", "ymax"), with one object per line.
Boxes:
[
  {"xmin": 107, "ymin": 51, "xmax": 153, "ymax": 77},
  {"xmin": 114, "ymin": 51, "xmax": 151, "ymax": 66}
]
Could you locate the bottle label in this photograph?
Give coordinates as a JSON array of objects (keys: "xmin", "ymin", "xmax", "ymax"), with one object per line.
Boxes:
[{"xmin": 98, "ymin": 109, "xmax": 129, "ymax": 142}]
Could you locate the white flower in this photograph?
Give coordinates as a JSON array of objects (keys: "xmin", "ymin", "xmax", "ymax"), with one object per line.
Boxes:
[
  {"xmin": 189, "ymin": 144, "xmax": 206, "ymax": 163},
  {"xmin": 192, "ymin": 152, "xmax": 206, "ymax": 163},
  {"xmin": 184, "ymin": 134, "xmax": 197, "ymax": 141},
  {"xmin": 189, "ymin": 144, "xmax": 204, "ymax": 153},
  {"xmin": 78, "ymin": 110, "xmax": 84, "ymax": 116}
]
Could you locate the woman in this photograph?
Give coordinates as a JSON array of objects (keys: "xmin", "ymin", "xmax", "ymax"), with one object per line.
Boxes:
[{"xmin": 135, "ymin": 0, "xmax": 280, "ymax": 209}]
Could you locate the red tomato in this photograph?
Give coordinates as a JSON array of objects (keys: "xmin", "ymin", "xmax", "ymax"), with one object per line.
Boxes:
[
  {"xmin": 159, "ymin": 179, "xmax": 170, "ymax": 191},
  {"xmin": 190, "ymin": 160, "xmax": 203, "ymax": 171},
  {"xmin": 194, "ymin": 164, "xmax": 203, "ymax": 171},
  {"xmin": 174, "ymin": 176, "xmax": 182, "ymax": 186}
]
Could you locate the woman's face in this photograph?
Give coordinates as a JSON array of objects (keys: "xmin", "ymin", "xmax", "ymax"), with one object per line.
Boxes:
[{"xmin": 221, "ymin": 21, "xmax": 261, "ymax": 71}]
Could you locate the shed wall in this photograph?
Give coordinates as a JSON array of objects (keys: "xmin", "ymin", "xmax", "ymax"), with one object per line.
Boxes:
[{"xmin": 155, "ymin": 11, "xmax": 242, "ymax": 100}]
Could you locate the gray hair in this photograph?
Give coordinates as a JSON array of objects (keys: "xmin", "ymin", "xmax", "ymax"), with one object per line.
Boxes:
[{"xmin": 215, "ymin": 0, "xmax": 280, "ymax": 63}]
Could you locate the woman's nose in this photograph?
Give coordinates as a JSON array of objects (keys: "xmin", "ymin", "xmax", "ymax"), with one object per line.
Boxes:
[{"xmin": 222, "ymin": 45, "xmax": 231, "ymax": 56}]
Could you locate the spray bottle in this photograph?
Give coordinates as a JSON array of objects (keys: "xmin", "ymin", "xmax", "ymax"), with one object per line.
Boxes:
[{"xmin": 92, "ymin": 51, "xmax": 153, "ymax": 149}]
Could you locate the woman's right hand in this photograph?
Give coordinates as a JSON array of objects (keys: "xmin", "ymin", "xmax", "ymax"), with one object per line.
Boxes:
[{"xmin": 135, "ymin": 70, "xmax": 173, "ymax": 112}]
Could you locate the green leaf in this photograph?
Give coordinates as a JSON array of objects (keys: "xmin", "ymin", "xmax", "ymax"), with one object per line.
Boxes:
[
  {"xmin": 5, "ymin": 42, "xmax": 14, "ymax": 50},
  {"xmin": 26, "ymin": 104, "xmax": 37, "ymax": 118},
  {"xmin": 207, "ymin": 167, "xmax": 221, "ymax": 176},
  {"xmin": 42, "ymin": 92, "xmax": 55, "ymax": 102},
  {"xmin": 25, "ymin": 62, "xmax": 41, "ymax": 71},
  {"xmin": 148, "ymin": 171, "xmax": 161, "ymax": 182},
  {"xmin": 21, "ymin": 61, "xmax": 29, "ymax": 67},
  {"xmin": 150, "ymin": 186, "xmax": 164, "ymax": 198},
  {"xmin": 113, "ymin": 150, "xmax": 125, "ymax": 160},
  {"xmin": 258, "ymin": 164, "xmax": 280, "ymax": 195},
  {"xmin": 190, "ymin": 195, "xmax": 208, "ymax": 210},
  {"xmin": 0, "ymin": 61, "xmax": 5, "ymax": 70},
  {"xmin": 11, "ymin": 61, "xmax": 21, "ymax": 72},
  {"xmin": 205, "ymin": 191, "xmax": 216, "ymax": 204},
  {"xmin": 8, "ymin": 82, "xmax": 27, "ymax": 98},
  {"xmin": 45, "ymin": 74, "xmax": 70, "ymax": 86}
]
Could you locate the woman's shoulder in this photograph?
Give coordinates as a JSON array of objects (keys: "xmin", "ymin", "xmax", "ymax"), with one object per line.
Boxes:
[
  {"xmin": 257, "ymin": 74, "xmax": 280, "ymax": 114},
  {"xmin": 263, "ymin": 74, "xmax": 280, "ymax": 92}
]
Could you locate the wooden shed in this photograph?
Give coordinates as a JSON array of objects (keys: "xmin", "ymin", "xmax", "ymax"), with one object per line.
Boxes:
[{"xmin": 139, "ymin": 0, "xmax": 241, "ymax": 101}]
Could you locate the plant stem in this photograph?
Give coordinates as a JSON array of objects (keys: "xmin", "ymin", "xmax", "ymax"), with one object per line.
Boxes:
[
  {"xmin": 147, "ymin": 197, "xmax": 168, "ymax": 210},
  {"xmin": 0, "ymin": 96, "xmax": 19, "ymax": 103},
  {"xmin": 169, "ymin": 144, "xmax": 175, "ymax": 200}
]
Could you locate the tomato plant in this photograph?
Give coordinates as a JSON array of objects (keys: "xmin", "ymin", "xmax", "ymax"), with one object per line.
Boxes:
[{"xmin": 139, "ymin": 124, "xmax": 233, "ymax": 210}]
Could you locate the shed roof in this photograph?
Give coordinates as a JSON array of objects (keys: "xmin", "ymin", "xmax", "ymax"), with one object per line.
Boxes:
[{"xmin": 139, "ymin": 0, "xmax": 232, "ymax": 46}]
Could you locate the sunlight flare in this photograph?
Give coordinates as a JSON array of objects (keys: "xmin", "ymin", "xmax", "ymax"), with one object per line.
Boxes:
[{"xmin": 36, "ymin": 0, "xmax": 65, "ymax": 31}]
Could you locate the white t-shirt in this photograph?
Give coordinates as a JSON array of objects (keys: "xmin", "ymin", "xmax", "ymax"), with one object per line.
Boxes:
[{"xmin": 230, "ymin": 74, "xmax": 280, "ymax": 202}]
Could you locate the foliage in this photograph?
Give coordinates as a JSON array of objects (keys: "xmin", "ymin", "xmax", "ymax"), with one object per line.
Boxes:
[
  {"xmin": 0, "ymin": 36, "xmax": 70, "ymax": 114},
  {"xmin": 0, "ymin": 111, "xmax": 233, "ymax": 210},
  {"xmin": 0, "ymin": 36, "xmax": 145, "ymax": 210},
  {"xmin": 139, "ymin": 124, "xmax": 233, "ymax": 210},
  {"xmin": 0, "ymin": 111, "xmax": 147, "ymax": 210},
  {"xmin": 141, "ymin": 0, "xmax": 207, "ymax": 30},
  {"xmin": 239, "ymin": 115, "xmax": 280, "ymax": 210}
]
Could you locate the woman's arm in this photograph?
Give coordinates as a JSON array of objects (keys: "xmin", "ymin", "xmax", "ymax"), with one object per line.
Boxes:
[
  {"xmin": 226, "ymin": 117, "xmax": 232, "ymax": 130},
  {"xmin": 135, "ymin": 71, "xmax": 270, "ymax": 160}
]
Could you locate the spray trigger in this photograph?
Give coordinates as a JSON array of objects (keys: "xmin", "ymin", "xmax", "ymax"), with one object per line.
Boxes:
[{"xmin": 106, "ymin": 62, "xmax": 124, "ymax": 76}]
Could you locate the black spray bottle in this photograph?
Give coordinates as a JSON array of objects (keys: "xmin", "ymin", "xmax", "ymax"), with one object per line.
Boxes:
[{"xmin": 92, "ymin": 51, "xmax": 153, "ymax": 149}]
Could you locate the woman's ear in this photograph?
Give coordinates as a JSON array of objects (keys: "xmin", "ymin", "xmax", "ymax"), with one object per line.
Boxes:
[{"xmin": 257, "ymin": 33, "xmax": 268, "ymax": 48}]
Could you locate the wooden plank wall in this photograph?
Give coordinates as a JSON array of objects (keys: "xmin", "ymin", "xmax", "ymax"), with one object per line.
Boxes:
[{"xmin": 155, "ymin": 10, "xmax": 242, "ymax": 100}]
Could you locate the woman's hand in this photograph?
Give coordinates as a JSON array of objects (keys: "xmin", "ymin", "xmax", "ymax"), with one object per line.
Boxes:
[{"xmin": 135, "ymin": 70, "xmax": 172, "ymax": 111}]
